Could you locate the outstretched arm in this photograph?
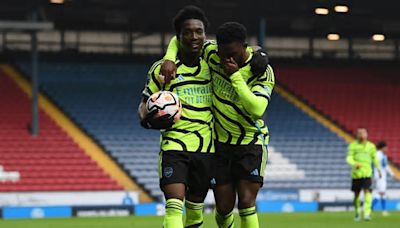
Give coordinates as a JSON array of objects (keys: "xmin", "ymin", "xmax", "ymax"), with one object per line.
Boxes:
[
  {"xmin": 160, "ymin": 36, "xmax": 180, "ymax": 84},
  {"xmin": 164, "ymin": 36, "xmax": 180, "ymax": 62},
  {"xmin": 161, "ymin": 36, "xmax": 216, "ymax": 84}
]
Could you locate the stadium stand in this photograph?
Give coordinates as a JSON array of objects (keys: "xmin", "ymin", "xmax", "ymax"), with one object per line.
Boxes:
[
  {"xmin": 17, "ymin": 62, "xmax": 162, "ymax": 198},
  {"xmin": 266, "ymin": 93, "xmax": 351, "ymax": 189},
  {"xmin": 276, "ymin": 67, "xmax": 400, "ymax": 166},
  {"xmin": 0, "ymin": 68, "xmax": 122, "ymax": 191},
  {"xmin": 17, "ymin": 61, "xmax": 400, "ymax": 199},
  {"xmin": 0, "ymin": 165, "xmax": 20, "ymax": 183}
]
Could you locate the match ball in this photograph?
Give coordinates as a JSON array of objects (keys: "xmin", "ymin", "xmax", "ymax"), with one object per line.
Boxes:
[{"xmin": 146, "ymin": 91, "xmax": 182, "ymax": 121}]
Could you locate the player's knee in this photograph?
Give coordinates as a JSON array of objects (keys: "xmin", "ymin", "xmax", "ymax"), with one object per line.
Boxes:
[
  {"xmin": 237, "ymin": 180, "xmax": 261, "ymax": 209},
  {"xmin": 216, "ymin": 201, "xmax": 235, "ymax": 216},
  {"xmin": 364, "ymin": 188, "xmax": 371, "ymax": 193},
  {"xmin": 162, "ymin": 184, "xmax": 185, "ymax": 200},
  {"xmin": 238, "ymin": 190, "xmax": 257, "ymax": 209},
  {"xmin": 216, "ymin": 207, "xmax": 233, "ymax": 216},
  {"xmin": 164, "ymin": 193, "xmax": 185, "ymax": 200},
  {"xmin": 238, "ymin": 195, "xmax": 256, "ymax": 209},
  {"xmin": 186, "ymin": 193, "xmax": 206, "ymax": 203}
]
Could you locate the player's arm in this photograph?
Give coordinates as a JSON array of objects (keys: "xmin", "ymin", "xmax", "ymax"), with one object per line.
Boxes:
[
  {"xmin": 371, "ymin": 145, "xmax": 381, "ymax": 177},
  {"xmin": 382, "ymin": 155, "xmax": 396, "ymax": 179},
  {"xmin": 161, "ymin": 36, "xmax": 216, "ymax": 83},
  {"xmin": 163, "ymin": 36, "xmax": 180, "ymax": 62},
  {"xmin": 250, "ymin": 48, "xmax": 269, "ymax": 77},
  {"xmin": 138, "ymin": 64, "xmax": 160, "ymax": 125},
  {"xmin": 346, "ymin": 143, "xmax": 361, "ymax": 168},
  {"xmin": 138, "ymin": 99, "xmax": 147, "ymax": 121},
  {"xmin": 159, "ymin": 36, "xmax": 179, "ymax": 84},
  {"xmin": 163, "ymin": 36, "xmax": 216, "ymax": 62},
  {"xmin": 138, "ymin": 63, "xmax": 174, "ymax": 129},
  {"xmin": 229, "ymin": 64, "xmax": 275, "ymax": 120},
  {"xmin": 386, "ymin": 164, "xmax": 395, "ymax": 177}
]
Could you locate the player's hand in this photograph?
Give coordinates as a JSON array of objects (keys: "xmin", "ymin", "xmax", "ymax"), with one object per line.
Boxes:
[
  {"xmin": 250, "ymin": 49, "xmax": 269, "ymax": 76},
  {"xmin": 222, "ymin": 57, "xmax": 239, "ymax": 76},
  {"xmin": 140, "ymin": 109, "xmax": 158, "ymax": 129},
  {"xmin": 160, "ymin": 60, "xmax": 177, "ymax": 84},
  {"xmin": 378, "ymin": 171, "xmax": 382, "ymax": 179},
  {"xmin": 354, "ymin": 163, "xmax": 362, "ymax": 169},
  {"xmin": 140, "ymin": 110, "xmax": 174, "ymax": 130},
  {"xmin": 151, "ymin": 113, "xmax": 175, "ymax": 129}
]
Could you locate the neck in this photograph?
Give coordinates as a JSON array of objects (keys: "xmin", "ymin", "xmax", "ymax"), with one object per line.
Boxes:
[
  {"xmin": 358, "ymin": 139, "xmax": 367, "ymax": 143},
  {"xmin": 178, "ymin": 50, "xmax": 200, "ymax": 67}
]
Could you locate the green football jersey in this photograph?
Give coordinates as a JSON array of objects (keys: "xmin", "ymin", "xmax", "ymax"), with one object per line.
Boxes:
[
  {"xmin": 142, "ymin": 58, "xmax": 214, "ymax": 153},
  {"xmin": 346, "ymin": 140, "xmax": 380, "ymax": 179},
  {"xmin": 202, "ymin": 41, "xmax": 275, "ymax": 145}
]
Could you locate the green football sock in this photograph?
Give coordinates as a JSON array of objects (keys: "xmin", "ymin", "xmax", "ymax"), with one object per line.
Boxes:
[
  {"xmin": 354, "ymin": 196, "xmax": 361, "ymax": 215},
  {"xmin": 184, "ymin": 200, "xmax": 204, "ymax": 227},
  {"xmin": 239, "ymin": 206, "xmax": 259, "ymax": 228},
  {"xmin": 164, "ymin": 198, "xmax": 184, "ymax": 228},
  {"xmin": 215, "ymin": 209, "xmax": 234, "ymax": 228},
  {"xmin": 364, "ymin": 192, "xmax": 372, "ymax": 217}
]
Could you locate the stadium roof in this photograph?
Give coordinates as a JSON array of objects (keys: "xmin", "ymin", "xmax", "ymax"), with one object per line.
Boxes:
[{"xmin": 1, "ymin": 0, "xmax": 400, "ymax": 39}]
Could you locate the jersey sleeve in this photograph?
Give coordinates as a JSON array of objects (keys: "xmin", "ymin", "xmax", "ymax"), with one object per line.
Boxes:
[
  {"xmin": 251, "ymin": 65, "xmax": 275, "ymax": 103},
  {"xmin": 163, "ymin": 36, "xmax": 217, "ymax": 64},
  {"xmin": 346, "ymin": 143, "xmax": 356, "ymax": 166},
  {"xmin": 201, "ymin": 40, "xmax": 218, "ymax": 64},
  {"xmin": 163, "ymin": 36, "xmax": 179, "ymax": 62},
  {"xmin": 142, "ymin": 61, "xmax": 163, "ymax": 100},
  {"xmin": 230, "ymin": 65, "xmax": 275, "ymax": 120}
]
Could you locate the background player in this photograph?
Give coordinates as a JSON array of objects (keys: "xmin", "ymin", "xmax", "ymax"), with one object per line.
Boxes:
[
  {"xmin": 372, "ymin": 141, "xmax": 400, "ymax": 216},
  {"xmin": 138, "ymin": 6, "xmax": 213, "ymax": 228},
  {"xmin": 346, "ymin": 128, "xmax": 381, "ymax": 221}
]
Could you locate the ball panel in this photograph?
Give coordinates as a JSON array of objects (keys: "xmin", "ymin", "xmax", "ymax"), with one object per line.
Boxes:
[{"xmin": 146, "ymin": 91, "xmax": 182, "ymax": 122}]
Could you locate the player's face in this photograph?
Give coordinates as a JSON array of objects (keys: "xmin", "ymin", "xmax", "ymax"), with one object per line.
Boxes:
[
  {"xmin": 179, "ymin": 19, "xmax": 205, "ymax": 54},
  {"xmin": 218, "ymin": 42, "xmax": 247, "ymax": 67},
  {"xmin": 356, "ymin": 128, "xmax": 368, "ymax": 141}
]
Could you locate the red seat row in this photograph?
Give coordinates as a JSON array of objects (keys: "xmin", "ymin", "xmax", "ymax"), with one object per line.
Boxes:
[
  {"xmin": 277, "ymin": 66, "xmax": 400, "ymax": 165},
  {"xmin": 0, "ymin": 69, "xmax": 122, "ymax": 191}
]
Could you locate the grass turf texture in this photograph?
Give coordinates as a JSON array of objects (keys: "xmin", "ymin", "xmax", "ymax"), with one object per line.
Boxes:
[{"xmin": 0, "ymin": 212, "xmax": 399, "ymax": 228}]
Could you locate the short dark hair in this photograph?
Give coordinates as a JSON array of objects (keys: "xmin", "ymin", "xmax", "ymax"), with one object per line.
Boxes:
[
  {"xmin": 376, "ymin": 141, "xmax": 387, "ymax": 149},
  {"xmin": 173, "ymin": 5, "xmax": 209, "ymax": 37},
  {"xmin": 216, "ymin": 22, "xmax": 247, "ymax": 45}
]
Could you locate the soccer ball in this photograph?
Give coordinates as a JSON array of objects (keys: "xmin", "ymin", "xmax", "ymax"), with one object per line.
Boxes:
[{"xmin": 146, "ymin": 91, "xmax": 182, "ymax": 121}]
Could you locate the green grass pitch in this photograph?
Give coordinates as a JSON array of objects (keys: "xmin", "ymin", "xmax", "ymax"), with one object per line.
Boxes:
[{"xmin": 0, "ymin": 212, "xmax": 399, "ymax": 228}]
